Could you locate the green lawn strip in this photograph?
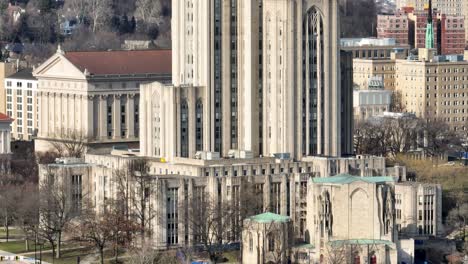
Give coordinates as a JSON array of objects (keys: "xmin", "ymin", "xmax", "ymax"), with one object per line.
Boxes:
[
  {"xmin": 0, "ymin": 240, "xmax": 52, "ymax": 254},
  {"xmin": 25, "ymin": 246, "xmax": 96, "ymax": 264},
  {"xmin": 0, "ymin": 228, "xmax": 25, "ymax": 239}
]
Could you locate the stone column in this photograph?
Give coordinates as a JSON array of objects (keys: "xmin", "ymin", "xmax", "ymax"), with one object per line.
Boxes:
[
  {"xmin": 6, "ymin": 130, "xmax": 10, "ymax": 153},
  {"xmin": 99, "ymin": 95, "xmax": 107, "ymax": 139},
  {"xmin": 127, "ymin": 94, "xmax": 135, "ymax": 139},
  {"xmin": 82, "ymin": 95, "xmax": 93, "ymax": 140},
  {"xmin": 0, "ymin": 130, "xmax": 4, "ymax": 153},
  {"xmin": 112, "ymin": 94, "xmax": 121, "ymax": 139}
]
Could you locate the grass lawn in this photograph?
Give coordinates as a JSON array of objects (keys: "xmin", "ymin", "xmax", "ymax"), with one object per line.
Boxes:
[
  {"xmin": 0, "ymin": 228, "xmax": 25, "ymax": 239},
  {"xmin": 24, "ymin": 246, "xmax": 96, "ymax": 264},
  {"xmin": 31, "ymin": 247, "xmax": 130, "ymax": 264},
  {"xmin": 0, "ymin": 240, "xmax": 52, "ymax": 254},
  {"xmin": 222, "ymin": 251, "xmax": 240, "ymax": 263}
]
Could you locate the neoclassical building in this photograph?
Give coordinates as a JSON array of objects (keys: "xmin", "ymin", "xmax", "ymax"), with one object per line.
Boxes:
[{"xmin": 33, "ymin": 48, "xmax": 171, "ymax": 152}]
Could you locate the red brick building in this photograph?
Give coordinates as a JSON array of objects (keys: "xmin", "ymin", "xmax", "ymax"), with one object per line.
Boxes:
[
  {"xmin": 377, "ymin": 10, "xmax": 410, "ymax": 45},
  {"xmin": 377, "ymin": 8, "xmax": 466, "ymax": 55}
]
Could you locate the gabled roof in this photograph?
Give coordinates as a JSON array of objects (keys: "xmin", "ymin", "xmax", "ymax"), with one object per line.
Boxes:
[
  {"xmin": 312, "ymin": 174, "xmax": 395, "ymax": 184},
  {"xmin": 0, "ymin": 113, "xmax": 14, "ymax": 122},
  {"xmin": 249, "ymin": 212, "xmax": 291, "ymax": 223},
  {"xmin": 63, "ymin": 49, "xmax": 172, "ymax": 75}
]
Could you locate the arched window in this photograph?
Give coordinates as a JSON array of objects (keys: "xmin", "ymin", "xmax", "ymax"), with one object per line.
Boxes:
[
  {"xmin": 267, "ymin": 235, "xmax": 275, "ymax": 252},
  {"xmin": 301, "ymin": 7, "xmax": 324, "ymax": 155},
  {"xmin": 195, "ymin": 99, "xmax": 203, "ymax": 151},
  {"xmin": 180, "ymin": 100, "xmax": 189, "ymax": 157}
]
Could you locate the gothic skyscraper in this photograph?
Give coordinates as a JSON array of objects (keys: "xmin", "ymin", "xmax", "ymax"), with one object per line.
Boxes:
[{"xmin": 142, "ymin": 0, "xmax": 352, "ymax": 161}]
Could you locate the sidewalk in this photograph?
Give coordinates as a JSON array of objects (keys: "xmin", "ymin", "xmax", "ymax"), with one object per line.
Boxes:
[{"xmin": 0, "ymin": 250, "xmax": 51, "ymax": 264}]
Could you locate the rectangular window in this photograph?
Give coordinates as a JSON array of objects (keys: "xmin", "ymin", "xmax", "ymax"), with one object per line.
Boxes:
[
  {"xmin": 27, "ymin": 83, "xmax": 32, "ymax": 89},
  {"xmin": 6, "ymin": 81, "xmax": 11, "ymax": 87}
]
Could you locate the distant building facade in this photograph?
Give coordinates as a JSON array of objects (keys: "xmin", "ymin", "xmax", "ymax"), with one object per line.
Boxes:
[
  {"xmin": 377, "ymin": 8, "xmax": 466, "ymax": 55},
  {"xmin": 377, "ymin": 11, "xmax": 410, "ymax": 45},
  {"xmin": 0, "ymin": 113, "xmax": 13, "ymax": 173},
  {"xmin": 353, "ymin": 79, "xmax": 393, "ymax": 122},
  {"xmin": 0, "ymin": 62, "xmax": 16, "ymax": 114},
  {"xmin": 5, "ymin": 69, "xmax": 39, "ymax": 140},
  {"xmin": 353, "ymin": 48, "xmax": 468, "ymax": 131},
  {"xmin": 33, "ymin": 48, "xmax": 171, "ymax": 152},
  {"xmin": 341, "ymin": 38, "xmax": 410, "ymax": 60},
  {"xmin": 395, "ymin": 49, "xmax": 468, "ymax": 131}
]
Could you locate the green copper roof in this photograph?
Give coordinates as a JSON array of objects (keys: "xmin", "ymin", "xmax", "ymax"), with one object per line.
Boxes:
[
  {"xmin": 312, "ymin": 174, "xmax": 394, "ymax": 184},
  {"xmin": 425, "ymin": 23, "xmax": 435, "ymax": 49},
  {"xmin": 329, "ymin": 239, "xmax": 394, "ymax": 247},
  {"xmin": 294, "ymin": 243, "xmax": 315, "ymax": 249},
  {"xmin": 249, "ymin": 212, "xmax": 291, "ymax": 223}
]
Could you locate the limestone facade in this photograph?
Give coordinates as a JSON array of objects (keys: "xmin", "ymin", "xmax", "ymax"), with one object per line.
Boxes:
[
  {"xmin": 167, "ymin": 0, "xmax": 352, "ymax": 160},
  {"xmin": 33, "ymin": 49, "xmax": 171, "ymax": 152}
]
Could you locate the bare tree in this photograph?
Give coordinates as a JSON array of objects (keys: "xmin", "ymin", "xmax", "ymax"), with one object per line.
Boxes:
[
  {"xmin": 418, "ymin": 118, "xmax": 461, "ymax": 158},
  {"xmin": 134, "ymin": 0, "xmax": 161, "ymax": 24},
  {"xmin": 38, "ymin": 173, "xmax": 76, "ymax": 259},
  {"xmin": 71, "ymin": 200, "xmax": 140, "ymax": 264},
  {"xmin": 16, "ymin": 183, "xmax": 40, "ymax": 252},
  {"xmin": 263, "ymin": 221, "xmax": 290, "ymax": 264},
  {"xmin": 186, "ymin": 192, "xmax": 235, "ymax": 262},
  {"xmin": 50, "ymin": 129, "xmax": 88, "ymax": 158},
  {"xmin": 390, "ymin": 90, "xmax": 406, "ymax": 112},
  {"xmin": 128, "ymin": 243, "xmax": 178, "ymax": 264},
  {"xmin": 354, "ymin": 120, "xmax": 388, "ymax": 156},
  {"xmin": 447, "ymin": 191, "xmax": 468, "ymax": 243},
  {"xmin": 83, "ymin": 0, "xmax": 112, "ymax": 32},
  {"xmin": 384, "ymin": 117, "xmax": 419, "ymax": 157},
  {"xmin": 0, "ymin": 185, "xmax": 20, "ymax": 242},
  {"xmin": 128, "ymin": 159, "xmax": 156, "ymax": 239}
]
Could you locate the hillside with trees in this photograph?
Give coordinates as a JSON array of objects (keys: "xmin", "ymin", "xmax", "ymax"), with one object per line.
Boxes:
[{"xmin": 0, "ymin": 0, "xmax": 171, "ymax": 64}]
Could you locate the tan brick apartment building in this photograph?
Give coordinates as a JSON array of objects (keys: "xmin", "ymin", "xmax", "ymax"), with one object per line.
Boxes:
[{"xmin": 353, "ymin": 48, "xmax": 468, "ymax": 131}]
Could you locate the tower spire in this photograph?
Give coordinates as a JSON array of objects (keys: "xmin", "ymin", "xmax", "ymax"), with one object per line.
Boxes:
[{"xmin": 425, "ymin": 0, "xmax": 434, "ymax": 49}]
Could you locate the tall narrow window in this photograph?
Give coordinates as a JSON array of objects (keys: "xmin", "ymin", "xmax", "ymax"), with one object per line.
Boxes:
[
  {"xmin": 302, "ymin": 7, "xmax": 324, "ymax": 155},
  {"xmin": 195, "ymin": 99, "xmax": 203, "ymax": 151},
  {"xmin": 180, "ymin": 100, "xmax": 189, "ymax": 157}
]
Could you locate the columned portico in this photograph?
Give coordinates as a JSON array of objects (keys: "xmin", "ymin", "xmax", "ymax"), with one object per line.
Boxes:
[
  {"xmin": 112, "ymin": 94, "xmax": 121, "ymax": 139},
  {"xmin": 99, "ymin": 95, "xmax": 107, "ymax": 139},
  {"xmin": 33, "ymin": 49, "xmax": 171, "ymax": 153},
  {"xmin": 126, "ymin": 94, "xmax": 135, "ymax": 139}
]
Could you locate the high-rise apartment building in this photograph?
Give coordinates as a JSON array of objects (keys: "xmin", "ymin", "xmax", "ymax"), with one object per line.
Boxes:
[
  {"xmin": 356, "ymin": 48, "xmax": 468, "ymax": 131},
  {"xmin": 395, "ymin": 49, "xmax": 468, "ymax": 131},
  {"xmin": 5, "ymin": 69, "xmax": 39, "ymax": 140},
  {"xmin": 147, "ymin": 0, "xmax": 352, "ymax": 161}
]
